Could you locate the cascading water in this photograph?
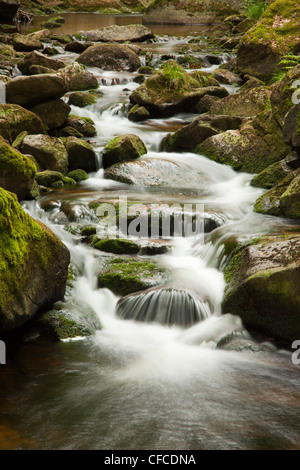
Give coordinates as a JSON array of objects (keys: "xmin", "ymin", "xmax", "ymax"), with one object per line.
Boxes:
[{"xmin": 3, "ymin": 24, "xmax": 300, "ymax": 451}]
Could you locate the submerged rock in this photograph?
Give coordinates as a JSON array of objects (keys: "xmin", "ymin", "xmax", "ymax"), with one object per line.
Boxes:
[
  {"xmin": 0, "ymin": 187, "xmax": 70, "ymax": 332},
  {"xmin": 222, "ymin": 235, "xmax": 300, "ymax": 344}
]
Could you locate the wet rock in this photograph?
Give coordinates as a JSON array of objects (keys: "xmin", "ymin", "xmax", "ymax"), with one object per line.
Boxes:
[
  {"xmin": 21, "ymin": 134, "xmax": 69, "ymax": 174},
  {"xmin": 250, "ymin": 153, "xmax": 300, "ymax": 189},
  {"xmin": 29, "ymin": 65, "xmax": 57, "ymax": 75},
  {"xmin": 68, "ymin": 91, "xmax": 98, "ymax": 107},
  {"xmin": 63, "ymin": 115, "xmax": 96, "ymax": 137},
  {"xmin": 237, "ymin": 0, "xmax": 300, "ymax": 80},
  {"xmin": 17, "ymin": 50, "xmax": 65, "ymax": 75},
  {"xmin": 254, "ymin": 168, "xmax": 300, "ymax": 219},
  {"xmin": 222, "ymin": 235, "xmax": 300, "ymax": 344},
  {"xmin": 57, "ymin": 62, "xmax": 99, "ymax": 92},
  {"xmin": 12, "ymin": 29, "xmax": 50, "ymax": 52},
  {"xmin": 195, "ymin": 94, "xmax": 220, "ymax": 114},
  {"xmin": 82, "ymin": 24, "xmax": 154, "ymax": 43},
  {"xmin": 239, "ymin": 75, "xmax": 264, "ymax": 92},
  {"xmin": 129, "ymin": 60, "xmax": 221, "ymax": 118},
  {"xmin": 64, "ymin": 136, "xmax": 96, "ymax": 173},
  {"xmin": 92, "ymin": 238, "xmax": 140, "ymax": 255},
  {"xmin": 283, "ymin": 104, "xmax": 300, "ymax": 151},
  {"xmin": 0, "ymin": 139, "xmax": 36, "ymax": 201},
  {"xmin": 0, "ymin": 187, "xmax": 70, "ymax": 332},
  {"xmin": 270, "ymin": 65, "xmax": 300, "ymax": 127},
  {"xmin": 0, "ymin": 103, "xmax": 45, "ymax": 143},
  {"xmin": 211, "ymin": 68, "xmax": 243, "ymax": 85},
  {"xmin": 35, "ymin": 170, "xmax": 76, "ymax": 188},
  {"xmin": 6, "ymin": 73, "xmax": 68, "ymax": 108},
  {"xmin": 127, "ymin": 104, "xmax": 150, "ymax": 122},
  {"xmin": 65, "ymin": 40, "xmax": 94, "ymax": 53},
  {"xmin": 102, "ymin": 134, "xmax": 147, "ymax": 169},
  {"xmin": 30, "ymin": 99, "xmax": 71, "ymax": 130},
  {"xmin": 66, "ymin": 169, "xmax": 88, "ymax": 182},
  {"xmin": 77, "ymin": 43, "xmax": 141, "ymax": 72},
  {"xmin": 98, "ymin": 257, "xmax": 169, "ymax": 297}
]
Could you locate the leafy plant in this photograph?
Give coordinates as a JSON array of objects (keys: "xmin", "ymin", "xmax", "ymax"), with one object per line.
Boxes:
[
  {"xmin": 242, "ymin": 0, "xmax": 268, "ymax": 21},
  {"xmin": 270, "ymin": 55, "xmax": 300, "ymax": 83}
]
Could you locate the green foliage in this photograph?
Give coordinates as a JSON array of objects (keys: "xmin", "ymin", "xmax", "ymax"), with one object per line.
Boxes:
[
  {"xmin": 270, "ymin": 55, "xmax": 300, "ymax": 83},
  {"xmin": 242, "ymin": 0, "xmax": 268, "ymax": 20}
]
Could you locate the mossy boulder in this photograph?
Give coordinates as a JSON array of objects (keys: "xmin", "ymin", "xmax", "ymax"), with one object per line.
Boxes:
[
  {"xmin": 6, "ymin": 73, "xmax": 68, "ymax": 108},
  {"xmin": 164, "ymin": 114, "xmax": 242, "ymax": 153},
  {"xmin": 64, "ymin": 136, "xmax": 96, "ymax": 173},
  {"xmin": 21, "ymin": 134, "xmax": 69, "ymax": 174},
  {"xmin": 35, "ymin": 170, "xmax": 76, "ymax": 188},
  {"xmin": 93, "ymin": 238, "xmax": 140, "ymax": 255},
  {"xmin": 102, "ymin": 134, "xmax": 147, "ymax": 169},
  {"xmin": 17, "ymin": 50, "xmax": 65, "ymax": 76},
  {"xmin": 222, "ymin": 235, "xmax": 300, "ymax": 344},
  {"xmin": 283, "ymin": 104, "xmax": 300, "ymax": 151},
  {"xmin": 0, "ymin": 187, "xmax": 70, "ymax": 332},
  {"xmin": 65, "ymin": 41, "xmax": 94, "ymax": 54},
  {"xmin": 237, "ymin": 0, "xmax": 300, "ymax": 80},
  {"xmin": 197, "ymin": 123, "xmax": 291, "ymax": 174},
  {"xmin": 209, "ymin": 86, "xmax": 272, "ymax": 119},
  {"xmin": 0, "ymin": 140, "xmax": 36, "ymax": 201},
  {"xmin": 0, "ymin": 104, "xmax": 45, "ymax": 143},
  {"xmin": 29, "ymin": 65, "xmax": 57, "ymax": 75},
  {"xmin": 211, "ymin": 68, "xmax": 243, "ymax": 85},
  {"xmin": 77, "ymin": 43, "xmax": 141, "ymax": 72},
  {"xmin": 68, "ymin": 91, "xmax": 98, "ymax": 108},
  {"xmin": 13, "ymin": 33, "xmax": 43, "ymax": 52},
  {"xmin": 254, "ymin": 168, "xmax": 300, "ymax": 219},
  {"xmin": 30, "ymin": 99, "xmax": 71, "ymax": 130},
  {"xmin": 31, "ymin": 309, "xmax": 94, "ymax": 341},
  {"xmin": 129, "ymin": 60, "xmax": 221, "ymax": 118},
  {"xmin": 82, "ymin": 24, "xmax": 154, "ymax": 43},
  {"xmin": 62, "ymin": 115, "xmax": 96, "ymax": 137},
  {"xmin": 270, "ymin": 65, "xmax": 300, "ymax": 127},
  {"xmin": 98, "ymin": 257, "xmax": 169, "ymax": 297},
  {"xmin": 57, "ymin": 62, "xmax": 99, "ymax": 92},
  {"xmin": 250, "ymin": 153, "xmax": 300, "ymax": 189},
  {"xmin": 66, "ymin": 169, "xmax": 89, "ymax": 182},
  {"xmin": 127, "ymin": 104, "xmax": 150, "ymax": 122}
]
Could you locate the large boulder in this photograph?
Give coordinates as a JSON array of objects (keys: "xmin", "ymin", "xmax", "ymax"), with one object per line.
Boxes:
[
  {"xmin": 222, "ymin": 235, "xmax": 300, "ymax": 344},
  {"xmin": 0, "ymin": 0, "xmax": 20, "ymax": 21},
  {"xmin": 77, "ymin": 43, "xmax": 141, "ymax": 72},
  {"xmin": 0, "ymin": 104, "xmax": 45, "ymax": 143},
  {"xmin": 30, "ymin": 99, "xmax": 71, "ymax": 130},
  {"xmin": 82, "ymin": 24, "xmax": 155, "ymax": 43},
  {"xmin": 254, "ymin": 168, "xmax": 300, "ymax": 219},
  {"xmin": 12, "ymin": 29, "xmax": 50, "ymax": 52},
  {"xmin": 6, "ymin": 73, "xmax": 68, "ymax": 108},
  {"xmin": 102, "ymin": 134, "xmax": 147, "ymax": 169},
  {"xmin": 64, "ymin": 136, "xmax": 96, "ymax": 173},
  {"xmin": 57, "ymin": 62, "xmax": 99, "ymax": 91},
  {"xmin": 237, "ymin": 0, "xmax": 300, "ymax": 80},
  {"xmin": 17, "ymin": 50, "xmax": 66, "ymax": 75},
  {"xmin": 129, "ymin": 60, "xmax": 220, "ymax": 118},
  {"xmin": 0, "ymin": 187, "xmax": 70, "ymax": 332},
  {"xmin": 270, "ymin": 65, "xmax": 300, "ymax": 128},
  {"xmin": 0, "ymin": 139, "xmax": 36, "ymax": 201},
  {"xmin": 21, "ymin": 134, "xmax": 69, "ymax": 174}
]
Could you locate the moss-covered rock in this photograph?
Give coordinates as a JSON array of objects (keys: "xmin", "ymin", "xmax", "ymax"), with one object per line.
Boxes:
[
  {"xmin": 17, "ymin": 50, "xmax": 65, "ymax": 76},
  {"xmin": 222, "ymin": 235, "xmax": 300, "ymax": 344},
  {"xmin": 64, "ymin": 136, "xmax": 96, "ymax": 173},
  {"xmin": 127, "ymin": 104, "xmax": 150, "ymax": 122},
  {"xmin": 102, "ymin": 134, "xmax": 147, "ymax": 169},
  {"xmin": 250, "ymin": 153, "xmax": 300, "ymax": 189},
  {"xmin": 21, "ymin": 134, "xmax": 69, "ymax": 174},
  {"xmin": 0, "ymin": 187, "xmax": 70, "ymax": 332},
  {"xmin": 237, "ymin": 0, "xmax": 300, "ymax": 80},
  {"xmin": 98, "ymin": 257, "xmax": 169, "ymax": 297},
  {"xmin": 77, "ymin": 43, "xmax": 141, "ymax": 72},
  {"xmin": 93, "ymin": 238, "xmax": 140, "ymax": 255},
  {"xmin": 13, "ymin": 32, "xmax": 43, "ymax": 52},
  {"xmin": 68, "ymin": 91, "xmax": 98, "ymax": 107},
  {"xmin": 129, "ymin": 60, "xmax": 221, "ymax": 118},
  {"xmin": 270, "ymin": 65, "xmax": 300, "ymax": 127},
  {"xmin": 0, "ymin": 139, "xmax": 36, "ymax": 201},
  {"xmin": 82, "ymin": 24, "xmax": 154, "ymax": 43},
  {"xmin": 30, "ymin": 99, "xmax": 71, "ymax": 130},
  {"xmin": 253, "ymin": 168, "xmax": 300, "ymax": 218},
  {"xmin": 31, "ymin": 309, "xmax": 94, "ymax": 341},
  {"xmin": 35, "ymin": 170, "xmax": 76, "ymax": 188},
  {"xmin": 211, "ymin": 68, "xmax": 243, "ymax": 85},
  {"xmin": 66, "ymin": 168, "xmax": 89, "ymax": 182},
  {"xmin": 209, "ymin": 86, "xmax": 272, "ymax": 118},
  {"xmin": 62, "ymin": 115, "xmax": 96, "ymax": 137},
  {"xmin": 0, "ymin": 104, "xmax": 45, "ymax": 143}
]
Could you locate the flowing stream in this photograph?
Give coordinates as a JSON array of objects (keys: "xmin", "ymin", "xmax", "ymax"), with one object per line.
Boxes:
[{"xmin": 1, "ymin": 16, "xmax": 300, "ymax": 450}]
